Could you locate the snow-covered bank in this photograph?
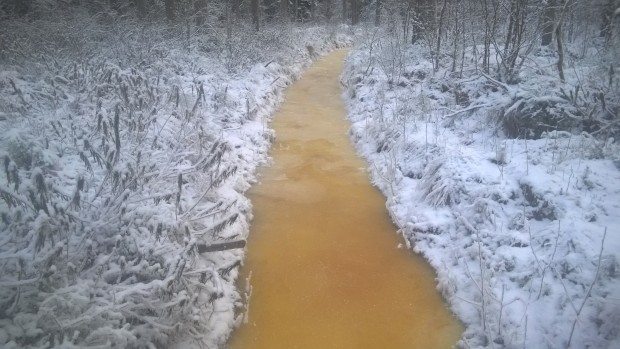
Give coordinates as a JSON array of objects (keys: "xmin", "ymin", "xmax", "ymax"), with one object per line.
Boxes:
[
  {"xmin": 342, "ymin": 34, "xmax": 620, "ymax": 348},
  {"xmin": 0, "ymin": 12, "xmax": 351, "ymax": 348}
]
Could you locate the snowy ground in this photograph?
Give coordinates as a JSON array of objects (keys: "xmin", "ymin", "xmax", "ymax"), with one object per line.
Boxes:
[
  {"xmin": 342, "ymin": 32, "xmax": 620, "ymax": 348},
  {"xmin": 0, "ymin": 14, "xmax": 351, "ymax": 348},
  {"xmin": 3, "ymin": 12, "xmax": 619, "ymax": 349}
]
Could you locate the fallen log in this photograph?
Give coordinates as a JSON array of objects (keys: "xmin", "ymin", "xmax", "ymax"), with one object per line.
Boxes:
[{"xmin": 197, "ymin": 240, "xmax": 246, "ymax": 253}]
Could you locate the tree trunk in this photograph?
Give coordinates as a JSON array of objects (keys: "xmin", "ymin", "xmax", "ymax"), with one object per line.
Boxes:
[
  {"xmin": 325, "ymin": 0, "xmax": 333, "ymax": 20},
  {"xmin": 252, "ymin": 0, "xmax": 260, "ymax": 31},
  {"xmin": 480, "ymin": 0, "xmax": 490, "ymax": 73},
  {"xmin": 434, "ymin": 0, "xmax": 448, "ymax": 71},
  {"xmin": 542, "ymin": 0, "xmax": 556, "ymax": 46},
  {"xmin": 194, "ymin": 0, "xmax": 207, "ymax": 26},
  {"xmin": 351, "ymin": 0, "xmax": 360, "ymax": 25},
  {"xmin": 556, "ymin": 0, "xmax": 568, "ymax": 82},
  {"xmin": 451, "ymin": 3, "xmax": 460, "ymax": 73},
  {"xmin": 504, "ymin": 0, "xmax": 516, "ymax": 55},
  {"xmin": 600, "ymin": 0, "xmax": 619, "ymax": 40},
  {"xmin": 281, "ymin": 0, "xmax": 289, "ymax": 20},
  {"xmin": 165, "ymin": 0, "xmax": 175, "ymax": 21},
  {"xmin": 500, "ymin": 0, "xmax": 528, "ymax": 82},
  {"xmin": 479, "ymin": 0, "xmax": 498, "ymax": 74}
]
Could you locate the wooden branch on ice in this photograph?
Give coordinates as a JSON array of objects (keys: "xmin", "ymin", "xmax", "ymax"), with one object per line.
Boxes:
[{"xmin": 198, "ymin": 240, "xmax": 246, "ymax": 253}]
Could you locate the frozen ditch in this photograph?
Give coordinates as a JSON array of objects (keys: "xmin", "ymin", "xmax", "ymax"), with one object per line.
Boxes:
[{"xmin": 227, "ymin": 50, "xmax": 461, "ymax": 349}]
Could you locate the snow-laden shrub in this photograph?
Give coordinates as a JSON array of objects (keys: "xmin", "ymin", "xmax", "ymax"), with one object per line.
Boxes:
[
  {"xmin": 0, "ymin": 56, "xmax": 240, "ymax": 348},
  {"xmin": 419, "ymin": 154, "xmax": 471, "ymax": 207},
  {"xmin": 501, "ymin": 96, "xmax": 579, "ymax": 139},
  {"xmin": 499, "ymin": 77, "xmax": 619, "ymax": 140}
]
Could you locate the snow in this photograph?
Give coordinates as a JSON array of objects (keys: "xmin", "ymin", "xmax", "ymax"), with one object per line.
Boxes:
[
  {"xmin": 0, "ymin": 11, "xmax": 352, "ymax": 349},
  {"xmin": 342, "ymin": 31, "xmax": 620, "ymax": 348},
  {"xmin": 2, "ymin": 6, "xmax": 619, "ymax": 349}
]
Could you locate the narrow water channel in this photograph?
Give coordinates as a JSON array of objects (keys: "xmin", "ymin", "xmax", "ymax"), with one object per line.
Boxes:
[{"xmin": 228, "ymin": 50, "xmax": 461, "ymax": 349}]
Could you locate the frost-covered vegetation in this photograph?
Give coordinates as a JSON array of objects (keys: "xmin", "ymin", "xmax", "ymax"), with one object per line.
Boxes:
[
  {"xmin": 343, "ymin": 0, "xmax": 620, "ymax": 348},
  {"xmin": 2, "ymin": 0, "xmax": 619, "ymax": 348},
  {"xmin": 0, "ymin": 2, "xmax": 351, "ymax": 348}
]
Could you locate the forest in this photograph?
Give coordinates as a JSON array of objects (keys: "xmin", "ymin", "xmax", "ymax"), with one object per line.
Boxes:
[{"xmin": 1, "ymin": 0, "xmax": 619, "ymax": 348}]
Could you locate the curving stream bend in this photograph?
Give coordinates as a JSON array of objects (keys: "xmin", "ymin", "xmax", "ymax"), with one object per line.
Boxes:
[{"xmin": 228, "ymin": 49, "xmax": 462, "ymax": 349}]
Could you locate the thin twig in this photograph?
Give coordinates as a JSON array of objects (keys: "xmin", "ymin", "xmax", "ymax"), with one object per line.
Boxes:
[
  {"xmin": 441, "ymin": 104, "xmax": 491, "ymax": 118},
  {"xmin": 567, "ymin": 227, "xmax": 607, "ymax": 347}
]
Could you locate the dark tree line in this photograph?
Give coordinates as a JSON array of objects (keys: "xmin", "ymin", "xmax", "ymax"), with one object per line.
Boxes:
[
  {"xmin": 0, "ymin": 0, "xmax": 370, "ymax": 27},
  {"xmin": 369, "ymin": 0, "xmax": 618, "ymax": 82},
  {"xmin": 2, "ymin": 0, "xmax": 617, "ymax": 66}
]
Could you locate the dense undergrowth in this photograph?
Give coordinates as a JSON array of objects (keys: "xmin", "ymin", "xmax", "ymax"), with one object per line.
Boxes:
[
  {"xmin": 343, "ymin": 23, "xmax": 620, "ymax": 349},
  {"xmin": 0, "ymin": 7, "xmax": 350, "ymax": 348}
]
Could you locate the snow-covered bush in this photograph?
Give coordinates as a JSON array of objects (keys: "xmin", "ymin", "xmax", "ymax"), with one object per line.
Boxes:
[
  {"xmin": 0, "ymin": 7, "xmax": 351, "ymax": 349},
  {"xmin": 0, "ymin": 33, "xmax": 240, "ymax": 349},
  {"xmin": 343, "ymin": 22, "xmax": 620, "ymax": 348},
  {"xmin": 419, "ymin": 156, "xmax": 467, "ymax": 207}
]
